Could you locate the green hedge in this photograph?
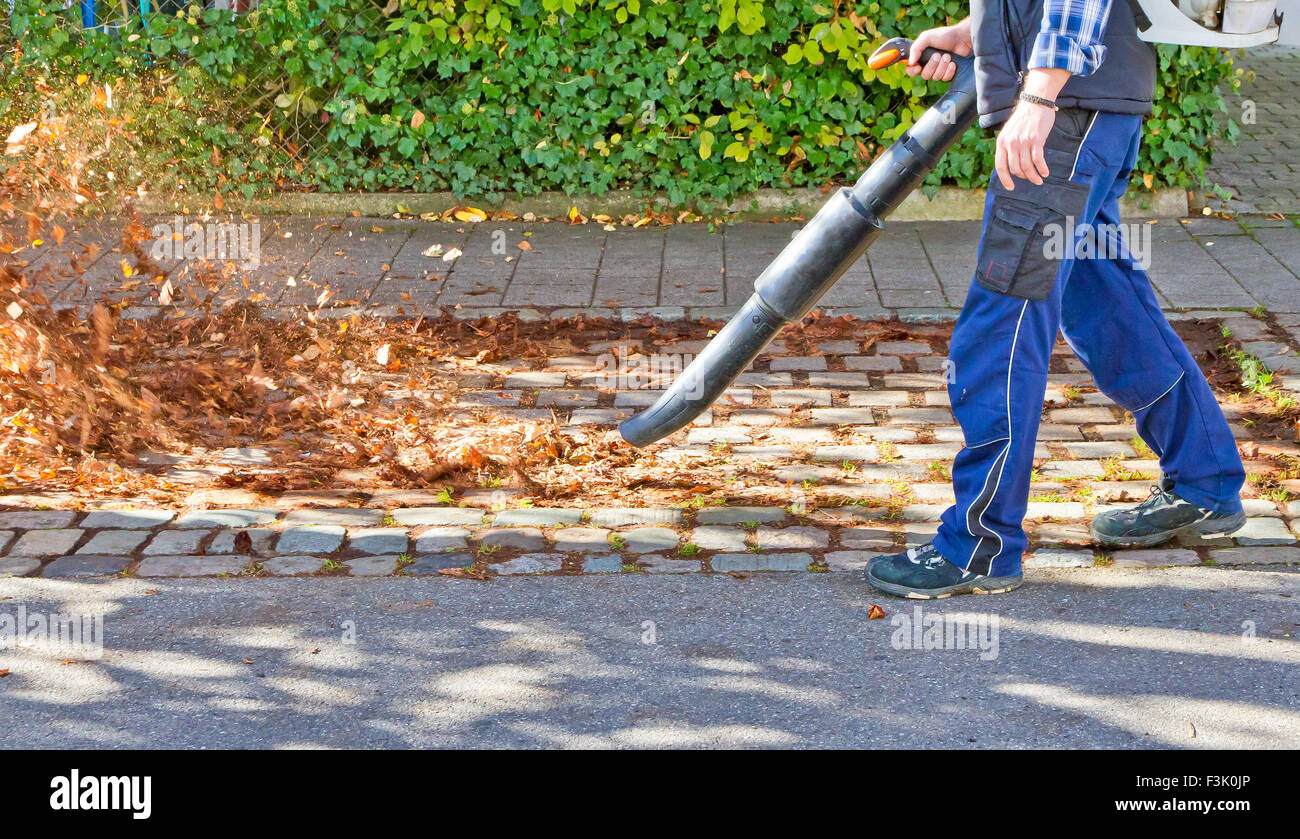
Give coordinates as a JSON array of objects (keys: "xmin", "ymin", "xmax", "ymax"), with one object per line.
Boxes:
[{"xmin": 6, "ymin": 0, "xmax": 1238, "ymax": 205}]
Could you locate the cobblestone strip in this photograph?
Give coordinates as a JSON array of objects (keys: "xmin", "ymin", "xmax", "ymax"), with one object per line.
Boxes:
[{"xmin": 2, "ymin": 498, "xmax": 1296, "ymax": 578}]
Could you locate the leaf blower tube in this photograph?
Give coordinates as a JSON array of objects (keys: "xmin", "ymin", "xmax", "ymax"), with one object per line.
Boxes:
[{"xmin": 619, "ymin": 39, "xmax": 977, "ymax": 448}]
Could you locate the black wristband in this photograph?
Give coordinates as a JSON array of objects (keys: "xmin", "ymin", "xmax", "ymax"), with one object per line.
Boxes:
[{"xmin": 1018, "ymin": 92, "xmax": 1059, "ymax": 111}]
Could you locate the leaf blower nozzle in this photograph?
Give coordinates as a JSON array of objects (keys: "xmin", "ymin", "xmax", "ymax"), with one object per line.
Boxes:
[{"xmin": 619, "ymin": 38, "xmax": 978, "ymax": 448}]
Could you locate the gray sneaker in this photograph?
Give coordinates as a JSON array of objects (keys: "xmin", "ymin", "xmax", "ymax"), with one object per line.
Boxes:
[
  {"xmin": 866, "ymin": 543, "xmax": 1023, "ymax": 599},
  {"xmin": 1090, "ymin": 477, "xmax": 1245, "ymax": 548}
]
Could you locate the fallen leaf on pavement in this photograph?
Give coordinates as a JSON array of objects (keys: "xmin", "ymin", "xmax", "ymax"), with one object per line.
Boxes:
[
  {"xmin": 438, "ymin": 566, "xmax": 489, "ymax": 580},
  {"xmin": 453, "ymin": 207, "xmax": 487, "ymax": 223}
]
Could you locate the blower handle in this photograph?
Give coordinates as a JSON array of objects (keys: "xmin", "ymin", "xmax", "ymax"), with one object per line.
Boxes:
[{"xmin": 866, "ymin": 37, "xmax": 970, "ymax": 74}]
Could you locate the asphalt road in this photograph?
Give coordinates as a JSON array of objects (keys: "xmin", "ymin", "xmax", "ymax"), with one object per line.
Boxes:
[{"xmin": 1, "ymin": 567, "xmax": 1297, "ymax": 749}]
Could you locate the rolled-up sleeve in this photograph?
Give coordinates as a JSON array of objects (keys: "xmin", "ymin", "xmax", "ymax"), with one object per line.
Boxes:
[{"xmin": 1028, "ymin": 0, "xmax": 1113, "ymax": 76}]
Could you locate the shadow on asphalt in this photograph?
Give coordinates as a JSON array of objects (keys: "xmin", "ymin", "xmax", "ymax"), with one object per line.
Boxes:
[{"xmin": 1, "ymin": 567, "xmax": 1297, "ymax": 748}]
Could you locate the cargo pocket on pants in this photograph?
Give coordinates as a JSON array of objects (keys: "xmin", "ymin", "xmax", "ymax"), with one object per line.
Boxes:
[
  {"xmin": 975, "ymin": 200, "xmax": 1055, "ymax": 300},
  {"xmin": 975, "ymin": 151, "xmax": 1091, "ymax": 302}
]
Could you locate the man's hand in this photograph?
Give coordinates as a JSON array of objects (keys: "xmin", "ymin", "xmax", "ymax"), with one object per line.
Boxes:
[
  {"xmin": 994, "ymin": 67, "xmax": 1071, "ymax": 191},
  {"xmin": 904, "ymin": 18, "xmax": 972, "ymax": 82}
]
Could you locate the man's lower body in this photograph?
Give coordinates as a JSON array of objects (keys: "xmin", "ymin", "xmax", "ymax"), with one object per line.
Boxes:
[{"xmin": 868, "ymin": 108, "xmax": 1246, "ymax": 598}]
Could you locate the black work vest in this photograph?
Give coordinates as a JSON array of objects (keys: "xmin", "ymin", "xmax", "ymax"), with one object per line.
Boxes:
[{"xmin": 970, "ymin": 0, "xmax": 1157, "ymax": 127}]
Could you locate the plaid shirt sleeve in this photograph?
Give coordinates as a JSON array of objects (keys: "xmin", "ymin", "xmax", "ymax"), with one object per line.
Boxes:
[{"xmin": 1027, "ymin": 0, "xmax": 1113, "ymax": 76}]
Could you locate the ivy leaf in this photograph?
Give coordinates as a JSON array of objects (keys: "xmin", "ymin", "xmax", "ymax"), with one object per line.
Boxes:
[
  {"xmin": 735, "ymin": 0, "xmax": 766, "ymax": 35},
  {"xmin": 718, "ymin": 4, "xmax": 735, "ymax": 32},
  {"xmin": 698, "ymin": 130, "xmax": 715, "ymax": 160},
  {"xmin": 723, "ymin": 140, "xmax": 749, "ymax": 162}
]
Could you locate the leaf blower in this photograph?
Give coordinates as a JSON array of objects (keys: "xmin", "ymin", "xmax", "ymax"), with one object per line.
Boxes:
[{"xmin": 619, "ymin": 38, "xmax": 975, "ymax": 447}]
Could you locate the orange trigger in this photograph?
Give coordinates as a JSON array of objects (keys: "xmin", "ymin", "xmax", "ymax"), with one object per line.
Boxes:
[{"xmin": 867, "ymin": 48, "xmax": 902, "ymax": 70}]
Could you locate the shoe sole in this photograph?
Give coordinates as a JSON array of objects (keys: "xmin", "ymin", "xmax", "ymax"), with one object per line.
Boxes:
[
  {"xmin": 866, "ymin": 572, "xmax": 1024, "ymax": 600},
  {"xmin": 1089, "ymin": 510, "xmax": 1247, "ymax": 549}
]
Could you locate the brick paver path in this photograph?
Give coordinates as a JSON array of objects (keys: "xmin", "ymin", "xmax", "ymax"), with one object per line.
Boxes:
[
  {"xmin": 1206, "ymin": 45, "xmax": 1300, "ymax": 215},
  {"xmin": 16, "ymin": 213, "xmax": 1300, "ymax": 323}
]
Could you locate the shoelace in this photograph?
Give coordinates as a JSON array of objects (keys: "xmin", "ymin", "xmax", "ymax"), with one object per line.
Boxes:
[
  {"xmin": 905, "ymin": 545, "xmax": 947, "ymax": 569},
  {"xmin": 1135, "ymin": 483, "xmax": 1175, "ymax": 511}
]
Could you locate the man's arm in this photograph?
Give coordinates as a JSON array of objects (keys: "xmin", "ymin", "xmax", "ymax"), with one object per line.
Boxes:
[{"xmin": 997, "ymin": 0, "xmax": 1113, "ymax": 190}]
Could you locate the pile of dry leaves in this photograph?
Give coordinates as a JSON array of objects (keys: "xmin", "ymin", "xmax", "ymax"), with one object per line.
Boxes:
[{"xmin": 0, "ymin": 274, "xmax": 655, "ymax": 496}]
